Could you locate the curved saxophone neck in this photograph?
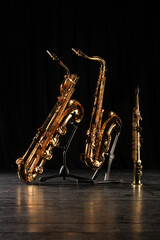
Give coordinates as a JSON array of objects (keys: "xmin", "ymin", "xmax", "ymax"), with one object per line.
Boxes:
[
  {"xmin": 46, "ymin": 50, "xmax": 70, "ymax": 77},
  {"xmin": 72, "ymin": 48, "xmax": 106, "ymax": 76}
]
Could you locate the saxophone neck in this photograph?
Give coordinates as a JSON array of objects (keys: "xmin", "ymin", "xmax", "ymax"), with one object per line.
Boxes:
[
  {"xmin": 72, "ymin": 48, "xmax": 106, "ymax": 77},
  {"xmin": 46, "ymin": 50, "xmax": 70, "ymax": 77}
]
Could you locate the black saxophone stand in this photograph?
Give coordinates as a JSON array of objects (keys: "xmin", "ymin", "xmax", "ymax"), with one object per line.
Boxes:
[
  {"xmin": 78, "ymin": 128, "xmax": 122, "ymax": 184},
  {"xmin": 39, "ymin": 123, "xmax": 91, "ymax": 183},
  {"xmin": 91, "ymin": 131, "xmax": 122, "ymax": 184}
]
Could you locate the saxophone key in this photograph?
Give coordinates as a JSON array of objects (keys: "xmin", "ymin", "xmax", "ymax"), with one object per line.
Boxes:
[
  {"xmin": 34, "ymin": 166, "xmax": 44, "ymax": 174},
  {"xmin": 50, "ymin": 136, "xmax": 60, "ymax": 147},
  {"xmin": 58, "ymin": 126, "xmax": 67, "ymax": 135}
]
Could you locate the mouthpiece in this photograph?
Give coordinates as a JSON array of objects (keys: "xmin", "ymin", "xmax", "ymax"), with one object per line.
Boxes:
[
  {"xmin": 136, "ymin": 86, "xmax": 140, "ymax": 95},
  {"xmin": 46, "ymin": 50, "xmax": 60, "ymax": 63},
  {"xmin": 72, "ymin": 48, "xmax": 78, "ymax": 54},
  {"xmin": 46, "ymin": 50, "xmax": 52, "ymax": 57},
  {"xmin": 72, "ymin": 48, "xmax": 85, "ymax": 58}
]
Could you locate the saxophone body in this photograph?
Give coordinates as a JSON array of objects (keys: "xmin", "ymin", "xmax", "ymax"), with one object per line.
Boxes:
[
  {"xmin": 16, "ymin": 51, "xmax": 84, "ymax": 184},
  {"xmin": 132, "ymin": 87, "xmax": 143, "ymax": 185},
  {"xmin": 72, "ymin": 49, "xmax": 122, "ymax": 170}
]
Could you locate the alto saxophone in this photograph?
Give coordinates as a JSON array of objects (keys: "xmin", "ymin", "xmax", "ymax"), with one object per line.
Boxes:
[
  {"xmin": 16, "ymin": 50, "xmax": 84, "ymax": 184},
  {"xmin": 132, "ymin": 87, "xmax": 143, "ymax": 185},
  {"xmin": 72, "ymin": 48, "xmax": 122, "ymax": 170}
]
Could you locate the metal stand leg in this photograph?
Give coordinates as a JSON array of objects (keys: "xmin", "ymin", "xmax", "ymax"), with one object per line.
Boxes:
[
  {"xmin": 91, "ymin": 131, "xmax": 122, "ymax": 184},
  {"xmin": 39, "ymin": 123, "xmax": 91, "ymax": 183}
]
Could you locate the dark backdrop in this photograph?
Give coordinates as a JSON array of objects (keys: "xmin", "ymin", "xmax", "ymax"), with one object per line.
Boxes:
[{"xmin": 1, "ymin": 1, "xmax": 160, "ymax": 171}]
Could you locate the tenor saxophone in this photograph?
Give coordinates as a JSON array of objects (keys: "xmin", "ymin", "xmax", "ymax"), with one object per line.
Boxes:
[
  {"xmin": 72, "ymin": 48, "xmax": 122, "ymax": 170},
  {"xmin": 16, "ymin": 50, "xmax": 84, "ymax": 184},
  {"xmin": 132, "ymin": 87, "xmax": 143, "ymax": 185}
]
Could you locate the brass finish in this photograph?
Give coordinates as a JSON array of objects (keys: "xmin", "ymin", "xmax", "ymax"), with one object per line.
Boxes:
[
  {"xmin": 72, "ymin": 48, "xmax": 122, "ymax": 170},
  {"xmin": 16, "ymin": 50, "xmax": 84, "ymax": 184},
  {"xmin": 132, "ymin": 87, "xmax": 143, "ymax": 185}
]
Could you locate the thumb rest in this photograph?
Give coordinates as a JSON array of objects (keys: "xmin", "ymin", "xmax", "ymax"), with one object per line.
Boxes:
[
  {"xmin": 72, "ymin": 48, "xmax": 122, "ymax": 171},
  {"xmin": 16, "ymin": 50, "xmax": 84, "ymax": 184}
]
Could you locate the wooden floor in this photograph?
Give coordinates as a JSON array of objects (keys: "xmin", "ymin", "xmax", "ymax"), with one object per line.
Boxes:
[{"xmin": 0, "ymin": 169, "xmax": 160, "ymax": 240}]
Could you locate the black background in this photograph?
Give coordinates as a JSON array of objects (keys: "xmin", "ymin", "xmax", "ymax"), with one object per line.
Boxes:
[{"xmin": 1, "ymin": 1, "xmax": 160, "ymax": 171}]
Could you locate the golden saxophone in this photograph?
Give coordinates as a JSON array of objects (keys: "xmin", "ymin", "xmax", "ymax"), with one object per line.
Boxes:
[
  {"xmin": 16, "ymin": 50, "xmax": 84, "ymax": 184},
  {"xmin": 132, "ymin": 87, "xmax": 143, "ymax": 185},
  {"xmin": 72, "ymin": 48, "xmax": 122, "ymax": 170}
]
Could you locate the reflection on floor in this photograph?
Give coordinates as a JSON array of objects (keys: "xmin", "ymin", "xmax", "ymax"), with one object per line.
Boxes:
[{"xmin": 0, "ymin": 169, "xmax": 160, "ymax": 240}]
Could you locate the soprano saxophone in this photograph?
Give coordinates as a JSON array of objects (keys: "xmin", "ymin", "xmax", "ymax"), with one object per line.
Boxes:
[
  {"xmin": 72, "ymin": 48, "xmax": 122, "ymax": 170},
  {"xmin": 16, "ymin": 50, "xmax": 84, "ymax": 184},
  {"xmin": 132, "ymin": 87, "xmax": 143, "ymax": 185}
]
